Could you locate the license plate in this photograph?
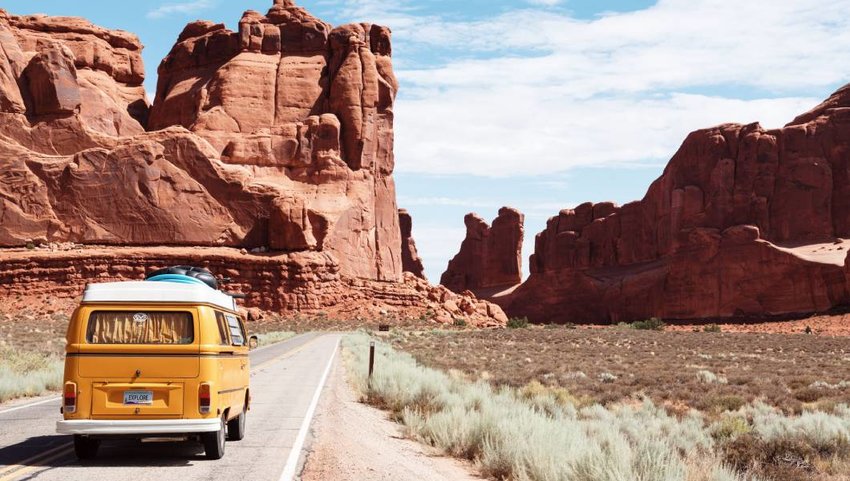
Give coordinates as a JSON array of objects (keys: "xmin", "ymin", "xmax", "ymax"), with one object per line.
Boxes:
[{"xmin": 123, "ymin": 390, "xmax": 153, "ymax": 405}]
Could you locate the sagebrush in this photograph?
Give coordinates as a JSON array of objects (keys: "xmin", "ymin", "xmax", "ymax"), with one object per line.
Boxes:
[{"xmin": 343, "ymin": 334, "xmax": 780, "ymax": 481}]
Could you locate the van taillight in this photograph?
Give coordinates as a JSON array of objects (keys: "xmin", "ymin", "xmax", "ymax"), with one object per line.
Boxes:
[
  {"xmin": 64, "ymin": 382, "xmax": 77, "ymax": 414},
  {"xmin": 199, "ymin": 383, "xmax": 211, "ymax": 414}
]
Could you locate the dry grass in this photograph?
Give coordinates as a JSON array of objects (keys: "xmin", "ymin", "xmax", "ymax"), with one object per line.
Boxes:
[
  {"xmin": 255, "ymin": 330, "xmax": 295, "ymax": 347},
  {"xmin": 377, "ymin": 327, "xmax": 850, "ymax": 481},
  {"xmin": 344, "ymin": 333, "xmax": 772, "ymax": 481},
  {"xmin": 0, "ymin": 347, "xmax": 63, "ymax": 402},
  {"xmin": 388, "ymin": 327, "xmax": 850, "ymax": 415}
]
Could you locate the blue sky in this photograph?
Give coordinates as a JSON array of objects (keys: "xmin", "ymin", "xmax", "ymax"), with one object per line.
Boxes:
[{"xmin": 6, "ymin": 0, "xmax": 850, "ymax": 281}]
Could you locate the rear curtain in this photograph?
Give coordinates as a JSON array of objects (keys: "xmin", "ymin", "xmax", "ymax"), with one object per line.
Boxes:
[{"xmin": 86, "ymin": 311, "xmax": 194, "ymax": 344}]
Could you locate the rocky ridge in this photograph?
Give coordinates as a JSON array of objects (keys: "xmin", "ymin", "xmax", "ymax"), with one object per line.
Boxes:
[
  {"xmin": 492, "ymin": 88, "xmax": 850, "ymax": 323},
  {"xmin": 0, "ymin": 3, "xmax": 506, "ymax": 327}
]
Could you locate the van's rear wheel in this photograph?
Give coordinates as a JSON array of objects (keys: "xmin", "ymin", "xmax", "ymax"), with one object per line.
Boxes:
[
  {"xmin": 202, "ymin": 415, "xmax": 226, "ymax": 460},
  {"xmin": 227, "ymin": 406, "xmax": 246, "ymax": 441},
  {"xmin": 73, "ymin": 435, "xmax": 100, "ymax": 460}
]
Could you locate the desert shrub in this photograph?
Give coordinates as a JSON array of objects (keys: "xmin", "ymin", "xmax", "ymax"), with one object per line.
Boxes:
[
  {"xmin": 342, "ymin": 334, "xmax": 759, "ymax": 481},
  {"xmin": 563, "ymin": 322, "xmax": 578, "ymax": 330},
  {"xmin": 810, "ymin": 380, "xmax": 850, "ymax": 390},
  {"xmin": 598, "ymin": 372, "xmax": 618, "ymax": 384},
  {"xmin": 697, "ymin": 370, "xmax": 728, "ymax": 385},
  {"xmin": 745, "ymin": 403, "xmax": 850, "ymax": 457},
  {"xmin": 793, "ymin": 386, "xmax": 827, "ymax": 403},
  {"xmin": 419, "ymin": 308, "xmax": 436, "ymax": 322},
  {"xmin": 705, "ymin": 395, "xmax": 747, "ymax": 413},
  {"xmin": 452, "ymin": 318, "xmax": 467, "ymax": 328},
  {"xmin": 631, "ymin": 317, "xmax": 666, "ymax": 331},
  {"xmin": 507, "ymin": 317, "xmax": 529, "ymax": 329},
  {"xmin": 704, "ymin": 324, "xmax": 722, "ymax": 333},
  {"xmin": 255, "ymin": 330, "xmax": 295, "ymax": 347},
  {"xmin": 518, "ymin": 380, "xmax": 583, "ymax": 414},
  {"xmin": 0, "ymin": 348, "xmax": 63, "ymax": 402},
  {"xmin": 711, "ymin": 416, "xmax": 753, "ymax": 441}
]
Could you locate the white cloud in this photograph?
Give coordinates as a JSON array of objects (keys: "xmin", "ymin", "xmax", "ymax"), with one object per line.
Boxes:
[
  {"xmin": 362, "ymin": 0, "xmax": 850, "ymax": 177},
  {"xmin": 398, "ymin": 196, "xmax": 503, "ymax": 208},
  {"xmin": 526, "ymin": 0, "xmax": 563, "ymax": 6},
  {"xmin": 395, "ymin": 92, "xmax": 819, "ymax": 177},
  {"xmin": 146, "ymin": 0, "xmax": 216, "ymax": 19}
]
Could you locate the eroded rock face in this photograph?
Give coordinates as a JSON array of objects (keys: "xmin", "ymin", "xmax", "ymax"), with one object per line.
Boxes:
[
  {"xmin": 0, "ymin": 2, "xmax": 402, "ymax": 282},
  {"xmin": 398, "ymin": 209, "xmax": 425, "ymax": 279},
  {"xmin": 1, "ymin": 10, "xmax": 147, "ymax": 136},
  {"xmin": 441, "ymin": 207, "xmax": 524, "ymax": 293},
  {"xmin": 0, "ymin": 246, "xmax": 507, "ymax": 327},
  {"xmin": 503, "ymin": 88, "xmax": 850, "ymax": 323}
]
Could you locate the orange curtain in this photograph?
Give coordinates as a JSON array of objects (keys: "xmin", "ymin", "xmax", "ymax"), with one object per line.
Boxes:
[{"xmin": 86, "ymin": 312, "xmax": 193, "ymax": 344}]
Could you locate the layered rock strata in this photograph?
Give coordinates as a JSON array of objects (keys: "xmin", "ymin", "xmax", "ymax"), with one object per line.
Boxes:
[{"xmin": 0, "ymin": 247, "xmax": 506, "ymax": 327}]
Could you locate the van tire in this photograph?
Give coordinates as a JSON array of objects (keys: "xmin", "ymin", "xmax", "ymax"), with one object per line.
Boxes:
[
  {"xmin": 202, "ymin": 415, "xmax": 226, "ymax": 460},
  {"xmin": 227, "ymin": 407, "xmax": 246, "ymax": 441},
  {"xmin": 73, "ymin": 435, "xmax": 100, "ymax": 460}
]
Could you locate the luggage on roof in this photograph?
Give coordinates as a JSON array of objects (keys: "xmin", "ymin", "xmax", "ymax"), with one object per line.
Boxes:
[{"xmin": 146, "ymin": 266, "xmax": 218, "ymax": 290}]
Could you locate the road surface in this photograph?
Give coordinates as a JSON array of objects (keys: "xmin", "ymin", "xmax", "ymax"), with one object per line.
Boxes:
[{"xmin": 0, "ymin": 333, "xmax": 340, "ymax": 481}]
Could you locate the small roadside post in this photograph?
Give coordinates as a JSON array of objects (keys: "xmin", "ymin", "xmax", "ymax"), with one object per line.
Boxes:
[{"xmin": 368, "ymin": 340, "xmax": 376, "ymax": 382}]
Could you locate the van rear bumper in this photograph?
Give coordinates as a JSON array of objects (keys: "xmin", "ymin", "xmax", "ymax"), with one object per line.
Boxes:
[{"xmin": 57, "ymin": 419, "xmax": 220, "ymax": 435}]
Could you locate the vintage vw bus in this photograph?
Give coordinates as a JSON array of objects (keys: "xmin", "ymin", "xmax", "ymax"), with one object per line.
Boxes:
[{"xmin": 56, "ymin": 268, "xmax": 251, "ymax": 460}]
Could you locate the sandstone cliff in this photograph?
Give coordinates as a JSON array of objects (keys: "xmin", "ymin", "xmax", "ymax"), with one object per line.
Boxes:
[
  {"xmin": 441, "ymin": 207, "xmax": 524, "ymax": 293},
  {"xmin": 0, "ymin": 2, "xmax": 399, "ymax": 281},
  {"xmin": 0, "ymin": 2, "xmax": 507, "ymax": 327},
  {"xmin": 501, "ymin": 87, "xmax": 850, "ymax": 323}
]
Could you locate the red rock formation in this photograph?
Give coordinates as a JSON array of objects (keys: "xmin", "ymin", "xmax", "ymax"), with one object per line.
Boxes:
[
  {"xmin": 0, "ymin": 246, "xmax": 506, "ymax": 327},
  {"xmin": 2, "ymin": 10, "xmax": 147, "ymax": 136},
  {"xmin": 398, "ymin": 209, "xmax": 425, "ymax": 279},
  {"xmin": 0, "ymin": 2, "xmax": 401, "ymax": 282},
  {"xmin": 503, "ymin": 87, "xmax": 850, "ymax": 323},
  {"xmin": 0, "ymin": 4, "xmax": 506, "ymax": 327},
  {"xmin": 441, "ymin": 207, "xmax": 524, "ymax": 293}
]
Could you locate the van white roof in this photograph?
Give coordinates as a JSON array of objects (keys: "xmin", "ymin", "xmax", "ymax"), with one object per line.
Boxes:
[{"xmin": 82, "ymin": 281, "xmax": 237, "ymax": 311}]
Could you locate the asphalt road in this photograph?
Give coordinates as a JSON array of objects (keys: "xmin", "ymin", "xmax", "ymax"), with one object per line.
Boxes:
[{"xmin": 0, "ymin": 333, "xmax": 340, "ymax": 481}]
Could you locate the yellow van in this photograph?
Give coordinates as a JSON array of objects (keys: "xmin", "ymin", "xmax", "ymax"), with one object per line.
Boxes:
[{"xmin": 56, "ymin": 268, "xmax": 252, "ymax": 460}]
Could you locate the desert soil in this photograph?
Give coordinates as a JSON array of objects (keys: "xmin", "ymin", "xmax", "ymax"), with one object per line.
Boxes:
[
  {"xmin": 667, "ymin": 313, "xmax": 850, "ymax": 336},
  {"xmin": 389, "ymin": 327, "xmax": 850, "ymax": 414},
  {"xmin": 300, "ymin": 356, "xmax": 481, "ymax": 481}
]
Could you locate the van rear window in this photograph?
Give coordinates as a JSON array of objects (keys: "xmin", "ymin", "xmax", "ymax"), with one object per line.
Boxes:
[{"xmin": 86, "ymin": 311, "xmax": 194, "ymax": 345}]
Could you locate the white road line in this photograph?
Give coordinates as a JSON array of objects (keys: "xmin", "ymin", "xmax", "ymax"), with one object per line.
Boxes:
[
  {"xmin": 278, "ymin": 337, "xmax": 339, "ymax": 481},
  {"xmin": 0, "ymin": 396, "xmax": 61, "ymax": 416}
]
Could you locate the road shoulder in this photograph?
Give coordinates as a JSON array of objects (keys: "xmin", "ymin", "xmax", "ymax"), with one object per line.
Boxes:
[{"xmin": 299, "ymin": 354, "xmax": 482, "ymax": 481}]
